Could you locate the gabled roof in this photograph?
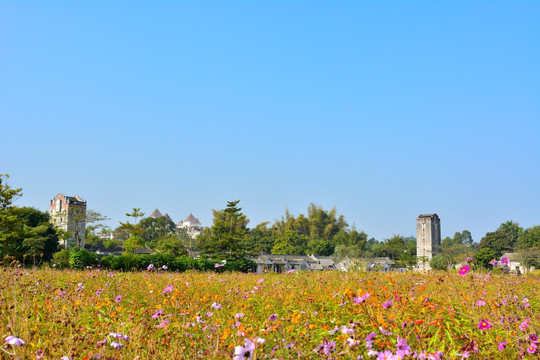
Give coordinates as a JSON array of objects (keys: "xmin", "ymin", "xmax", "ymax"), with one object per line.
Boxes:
[
  {"xmin": 176, "ymin": 220, "xmax": 184, "ymax": 226},
  {"xmin": 184, "ymin": 213, "xmax": 201, "ymax": 224},
  {"xmin": 163, "ymin": 213, "xmax": 171, "ymax": 219},
  {"xmin": 149, "ymin": 208, "xmax": 163, "ymax": 218}
]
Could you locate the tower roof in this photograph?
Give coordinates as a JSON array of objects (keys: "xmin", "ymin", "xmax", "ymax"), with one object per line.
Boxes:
[
  {"xmin": 418, "ymin": 213, "xmax": 439, "ymax": 219},
  {"xmin": 177, "ymin": 220, "xmax": 184, "ymax": 226},
  {"xmin": 163, "ymin": 213, "xmax": 171, "ymax": 219},
  {"xmin": 149, "ymin": 208, "xmax": 163, "ymax": 218},
  {"xmin": 184, "ymin": 213, "xmax": 201, "ymax": 225}
]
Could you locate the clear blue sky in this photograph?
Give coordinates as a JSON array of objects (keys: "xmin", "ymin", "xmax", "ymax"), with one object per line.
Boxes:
[{"xmin": 1, "ymin": 1, "xmax": 539, "ymax": 242}]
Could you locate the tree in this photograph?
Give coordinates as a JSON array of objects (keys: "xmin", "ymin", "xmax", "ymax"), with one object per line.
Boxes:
[
  {"xmin": 123, "ymin": 235, "xmax": 145, "ymax": 254},
  {"xmin": 203, "ymin": 200, "xmax": 250, "ymax": 260},
  {"xmin": 245, "ymin": 222, "xmax": 275, "ymax": 254},
  {"xmin": 474, "ymin": 247, "xmax": 498, "ymax": 268},
  {"xmin": 515, "ymin": 226, "xmax": 540, "ymax": 250},
  {"xmin": 271, "ymin": 230, "xmax": 308, "ymax": 255},
  {"xmin": 155, "ymin": 233, "xmax": 188, "ymax": 257},
  {"xmin": 479, "ymin": 221, "xmax": 523, "ymax": 257},
  {"xmin": 139, "ymin": 216, "xmax": 176, "ymax": 248}
]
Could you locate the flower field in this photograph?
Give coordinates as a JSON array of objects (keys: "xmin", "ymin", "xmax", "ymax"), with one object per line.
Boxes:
[{"xmin": 1, "ymin": 268, "xmax": 538, "ymax": 359}]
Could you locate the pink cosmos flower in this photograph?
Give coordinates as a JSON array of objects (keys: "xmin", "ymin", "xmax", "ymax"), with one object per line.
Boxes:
[
  {"xmin": 268, "ymin": 314, "xmax": 277, "ymax": 321},
  {"xmin": 110, "ymin": 342, "xmax": 124, "ymax": 350},
  {"xmin": 489, "ymin": 259, "xmax": 498, "ymax": 266},
  {"xmin": 5, "ymin": 336, "xmax": 25, "ymax": 346},
  {"xmin": 234, "ymin": 338, "xmax": 255, "ymax": 360},
  {"xmin": 459, "ymin": 265, "xmax": 469, "ymax": 276},
  {"xmin": 211, "ymin": 302, "xmax": 222, "ymax": 310},
  {"xmin": 115, "ymin": 295, "xmax": 122, "ymax": 303},
  {"xmin": 383, "ymin": 300, "xmax": 393, "ymax": 309},
  {"xmin": 234, "ymin": 313, "xmax": 244, "ymax": 319},
  {"xmin": 526, "ymin": 343, "xmax": 537, "ymax": 354},
  {"xmin": 477, "ymin": 320, "xmax": 492, "ymax": 330},
  {"xmin": 376, "ymin": 350, "xmax": 396, "ymax": 360},
  {"xmin": 162, "ymin": 284, "xmax": 173, "ymax": 293},
  {"xmin": 353, "ymin": 292, "xmax": 371, "ymax": 304},
  {"xmin": 215, "ymin": 263, "xmax": 224, "ymax": 268},
  {"xmin": 497, "ymin": 341, "xmax": 507, "ymax": 351},
  {"xmin": 500, "ymin": 257, "xmax": 509, "ymax": 265},
  {"xmin": 147, "ymin": 264, "xmax": 154, "ymax": 271},
  {"xmin": 97, "ymin": 339, "xmax": 107, "ymax": 346},
  {"xmin": 109, "ymin": 332, "xmax": 129, "ymax": 340},
  {"xmin": 476, "ymin": 300, "xmax": 486, "ymax": 307},
  {"xmin": 530, "ymin": 334, "xmax": 538, "ymax": 343}
]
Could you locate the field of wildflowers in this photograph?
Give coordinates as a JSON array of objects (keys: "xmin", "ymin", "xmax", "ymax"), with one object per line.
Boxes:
[{"xmin": 1, "ymin": 267, "xmax": 538, "ymax": 359}]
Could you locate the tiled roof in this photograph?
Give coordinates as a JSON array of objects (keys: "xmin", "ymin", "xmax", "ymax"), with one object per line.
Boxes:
[
  {"xmin": 149, "ymin": 209, "xmax": 163, "ymax": 218},
  {"xmin": 184, "ymin": 213, "xmax": 201, "ymax": 224}
]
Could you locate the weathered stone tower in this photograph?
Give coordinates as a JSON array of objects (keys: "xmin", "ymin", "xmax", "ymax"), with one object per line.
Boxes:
[
  {"xmin": 49, "ymin": 194, "xmax": 87, "ymax": 249},
  {"xmin": 416, "ymin": 213, "xmax": 441, "ymax": 271}
]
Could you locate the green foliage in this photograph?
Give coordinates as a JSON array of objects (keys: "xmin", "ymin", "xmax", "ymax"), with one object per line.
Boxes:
[
  {"xmin": 515, "ymin": 225, "xmax": 540, "ymax": 250},
  {"xmin": 474, "ymin": 247, "xmax": 498, "ymax": 268},
  {"xmin": 430, "ymin": 254, "xmax": 448, "ymax": 270},
  {"xmin": 123, "ymin": 235, "xmax": 145, "ymax": 254},
  {"xmin": 203, "ymin": 200, "xmax": 250, "ymax": 260},
  {"xmin": 271, "ymin": 230, "xmax": 308, "ymax": 255},
  {"xmin": 69, "ymin": 249, "xmax": 98, "ymax": 269},
  {"xmin": 139, "ymin": 216, "xmax": 176, "ymax": 248},
  {"xmin": 155, "ymin": 233, "xmax": 188, "ymax": 257},
  {"xmin": 479, "ymin": 221, "xmax": 523, "ymax": 257},
  {"xmin": 52, "ymin": 250, "xmax": 71, "ymax": 269}
]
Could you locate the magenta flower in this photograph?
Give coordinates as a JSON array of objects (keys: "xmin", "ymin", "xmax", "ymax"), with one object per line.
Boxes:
[
  {"xmin": 115, "ymin": 295, "xmax": 122, "ymax": 303},
  {"xmin": 5, "ymin": 336, "xmax": 25, "ymax": 346},
  {"xmin": 497, "ymin": 341, "xmax": 507, "ymax": 351},
  {"xmin": 353, "ymin": 292, "xmax": 371, "ymax": 304},
  {"xmin": 162, "ymin": 284, "xmax": 173, "ymax": 293},
  {"xmin": 526, "ymin": 343, "xmax": 537, "ymax": 354},
  {"xmin": 530, "ymin": 334, "xmax": 539, "ymax": 343},
  {"xmin": 268, "ymin": 314, "xmax": 277, "ymax": 321},
  {"xmin": 152, "ymin": 309, "xmax": 163, "ymax": 319},
  {"xmin": 489, "ymin": 259, "xmax": 498, "ymax": 266},
  {"xmin": 476, "ymin": 299, "xmax": 486, "ymax": 307},
  {"xmin": 97, "ymin": 339, "xmax": 107, "ymax": 346},
  {"xmin": 478, "ymin": 320, "xmax": 492, "ymax": 330},
  {"xmin": 459, "ymin": 265, "xmax": 469, "ymax": 275},
  {"xmin": 95, "ymin": 289, "xmax": 103, "ymax": 296},
  {"xmin": 466, "ymin": 257, "xmax": 474, "ymax": 262},
  {"xmin": 500, "ymin": 257, "xmax": 509, "ymax": 265},
  {"xmin": 383, "ymin": 300, "xmax": 393, "ymax": 309}
]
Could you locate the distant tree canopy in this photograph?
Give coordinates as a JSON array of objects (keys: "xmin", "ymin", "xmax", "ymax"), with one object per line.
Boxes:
[{"xmin": 0, "ymin": 174, "xmax": 60, "ymax": 264}]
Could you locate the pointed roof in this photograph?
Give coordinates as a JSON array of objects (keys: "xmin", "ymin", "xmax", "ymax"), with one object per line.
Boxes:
[
  {"xmin": 149, "ymin": 208, "xmax": 163, "ymax": 218},
  {"xmin": 184, "ymin": 213, "xmax": 201, "ymax": 225},
  {"xmin": 176, "ymin": 220, "xmax": 184, "ymax": 226},
  {"xmin": 163, "ymin": 213, "xmax": 171, "ymax": 219}
]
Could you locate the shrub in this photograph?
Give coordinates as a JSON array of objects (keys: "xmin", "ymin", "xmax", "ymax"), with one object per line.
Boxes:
[{"xmin": 52, "ymin": 250, "xmax": 71, "ymax": 269}]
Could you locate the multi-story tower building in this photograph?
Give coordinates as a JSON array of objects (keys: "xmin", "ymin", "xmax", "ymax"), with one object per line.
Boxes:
[
  {"xmin": 416, "ymin": 213, "xmax": 441, "ymax": 271},
  {"xmin": 49, "ymin": 193, "xmax": 87, "ymax": 249}
]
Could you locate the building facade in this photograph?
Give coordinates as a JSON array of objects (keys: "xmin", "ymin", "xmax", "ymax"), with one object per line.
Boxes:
[
  {"xmin": 416, "ymin": 213, "xmax": 441, "ymax": 271},
  {"xmin": 49, "ymin": 193, "xmax": 87, "ymax": 249}
]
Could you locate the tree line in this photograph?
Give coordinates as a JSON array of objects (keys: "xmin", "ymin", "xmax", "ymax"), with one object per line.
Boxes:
[{"xmin": 1, "ymin": 174, "xmax": 539, "ymax": 270}]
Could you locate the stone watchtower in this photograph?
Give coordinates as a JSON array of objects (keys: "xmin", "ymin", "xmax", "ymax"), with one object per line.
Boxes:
[
  {"xmin": 416, "ymin": 213, "xmax": 441, "ymax": 271},
  {"xmin": 49, "ymin": 193, "xmax": 87, "ymax": 249}
]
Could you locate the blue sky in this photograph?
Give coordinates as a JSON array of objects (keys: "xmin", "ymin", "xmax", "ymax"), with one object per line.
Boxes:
[{"xmin": 1, "ymin": 1, "xmax": 539, "ymax": 242}]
